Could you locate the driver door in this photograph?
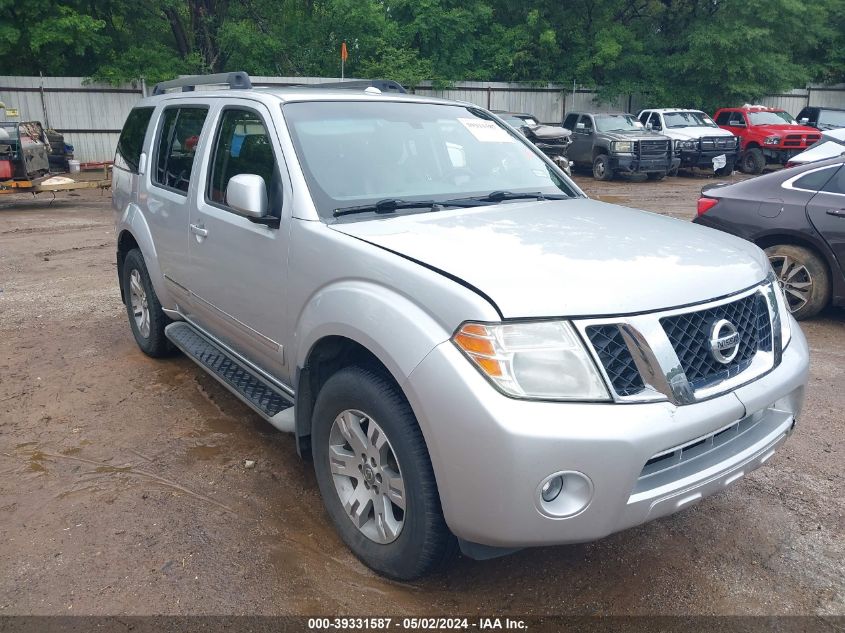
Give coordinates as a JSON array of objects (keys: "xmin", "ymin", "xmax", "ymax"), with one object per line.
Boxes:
[
  {"xmin": 569, "ymin": 115, "xmax": 594, "ymax": 164},
  {"xmin": 184, "ymin": 100, "xmax": 292, "ymax": 382}
]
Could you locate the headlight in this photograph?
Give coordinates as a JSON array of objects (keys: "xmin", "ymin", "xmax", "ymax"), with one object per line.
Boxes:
[
  {"xmin": 452, "ymin": 321, "xmax": 610, "ymax": 400},
  {"xmin": 764, "ymin": 135, "xmax": 781, "ymax": 145},
  {"xmin": 766, "ymin": 273, "xmax": 793, "ymax": 350},
  {"xmin": 682, "ymin": 140, "xmax": 696, "ymax": 150},
  {"xmin": 612, "ymin": 141, "xmax": 633, "ymax": 153}
]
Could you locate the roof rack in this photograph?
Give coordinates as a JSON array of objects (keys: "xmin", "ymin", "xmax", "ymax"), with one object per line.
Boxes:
[
  {"xmin": 302, "ymin": 79, "xmax": 407, "ymax": 94},
  {"xmin": 152, "ymin": 72, "xmax": 252, "ymax": 96}
]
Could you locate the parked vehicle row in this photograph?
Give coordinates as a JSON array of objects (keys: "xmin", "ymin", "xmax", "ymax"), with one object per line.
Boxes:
[{"xmin": 499, "ymin": 104, "xmax": 842, "ymax": 182}]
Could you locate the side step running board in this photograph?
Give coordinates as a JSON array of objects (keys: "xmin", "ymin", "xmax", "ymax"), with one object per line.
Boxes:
[{"xmin": 165, "ymin": 321, "xmax": 294, "ymax": 432}]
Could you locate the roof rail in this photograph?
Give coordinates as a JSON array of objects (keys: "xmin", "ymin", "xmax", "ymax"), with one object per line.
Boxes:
[
  {"xmin": 302, "ymin": 79, "xmax": 407, "ymax": 94},
  {"xmin": 152, "ymin": 72, "xmax": 252, "ymax": 96}
]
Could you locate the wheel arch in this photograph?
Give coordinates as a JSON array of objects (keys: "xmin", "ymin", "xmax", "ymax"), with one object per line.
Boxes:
[
  {"xmin": 114, "ymin": 205, "xmax": 171, "ymax": 309},
  {"xmin": 291, "ymin": 282, "xmax": 455, "ymax": 459}
]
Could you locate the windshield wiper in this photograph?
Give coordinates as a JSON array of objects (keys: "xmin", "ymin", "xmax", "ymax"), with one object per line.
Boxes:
[
  {"xmin": 443, "ymin": 190, "xmax": 570, "ymax": 205},
  {"xmin": 333, "ymin": 198, "xmax": 438, "ymax": 217}
]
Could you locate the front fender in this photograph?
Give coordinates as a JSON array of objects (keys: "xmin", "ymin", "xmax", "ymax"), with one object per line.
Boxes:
[
  {"xmin": 294, "ymin": 279, "xmax": 451, "ymax": 383},
  {"xmin": 117, "ymin": 204, "xmax": 173, "ymax": 310}
]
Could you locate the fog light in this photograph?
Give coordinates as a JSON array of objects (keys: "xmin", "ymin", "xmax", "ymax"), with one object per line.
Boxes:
[
  {"xmin": 541, "ymin": 475, "xmax": 563, "ymax": 502},
  {"xmin": 536, "ymin": 471, "xmax": 593, "ymax": 518}
]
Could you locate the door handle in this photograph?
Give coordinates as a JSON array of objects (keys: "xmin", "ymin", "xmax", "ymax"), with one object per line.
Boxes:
[
  {"xmin": 190, "ymin": 223, "xmax": 208, "ymax": 237},
  {"xmin": 826, "ymin": 209, "xmax": 845, "ymax": 218}
]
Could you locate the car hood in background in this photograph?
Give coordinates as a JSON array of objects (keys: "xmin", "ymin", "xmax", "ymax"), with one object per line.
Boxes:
[
  {"xmin": 525, "ymin": 125, "xmax": 572, "ymax": 142},
  {"xmin": 789, "ymin": 140, "xmax": 845, "ymax": 165},
  {"xmin": 748, "ymin": 124, "xmax": 820, "ymax": 136},
  {"xmin": 602, "ymin": 130, "xmax": 669, "ymax": 142},
  {"xmin": 330, "ymin": 199, "xmax": 770, "ymax": 318},
  {"xmin": 665, "ymin": 126, "xmax": 735, "ymax": 140}
]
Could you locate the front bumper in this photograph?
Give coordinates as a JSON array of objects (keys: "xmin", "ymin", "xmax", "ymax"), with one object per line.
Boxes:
[
  {"xmin": 403, "ymin": 322, "xmax": 808, "ymax": 549},
  {"xmin": 679, "ymin": 149, "xmax": 740, "ymax": 169},
  {"xmin": 611, "ymin": 154, "xmax": 672, "ymax": 173},
  {"xmin": 763, "ymin": 148, "xmax": 804, "ymax": 164}
]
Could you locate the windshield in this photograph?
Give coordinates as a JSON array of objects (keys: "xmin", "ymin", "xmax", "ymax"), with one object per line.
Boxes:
[
  {"xmin": 748, "ymin": 110, "xmax": 797, "ymax": 125},
  {"xmin": 502, "ymin": 116, "xmax": 529, "ymax": 128},
  {"xmin": 817, "ymin": 110, "xmax": 845, "ymax": 129},
  {"xmin": 663, "ymin": 111, "xmax": 717, "ymax": 128},
  {"xmin": 283, "ymin": 101, "xmax": 576, "ymax": 220},
  {"xmin": 594, "ymin": 114, "xmax": 644, "ymax": 132}
]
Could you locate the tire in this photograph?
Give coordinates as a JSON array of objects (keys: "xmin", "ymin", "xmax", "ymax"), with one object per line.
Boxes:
[
  {"xmin": 764, "ymin": 244, "xmax": 830, "ymax": 320},
  {"xmin": 121, "ymin": 249, "xmax": 172, "ymax": 357},
  {"xmin": 647, "ymin": 171, "xmax": 667, "ymax": 181},
  {"xmin": 311, "ymin": 366, "xmax": 457, "ymax": 580},
  {"xmin": 592, "ymin": 154, "xmax": 613, "ymax": 181},
  {"xmin": 740, "ymin": 147, "xmax": 765, "ymax": 175}
]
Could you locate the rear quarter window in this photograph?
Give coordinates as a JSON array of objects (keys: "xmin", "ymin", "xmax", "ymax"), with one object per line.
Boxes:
[{"xmin": 115, "ymin": 107, "xmax": 154, "ymax": 173}]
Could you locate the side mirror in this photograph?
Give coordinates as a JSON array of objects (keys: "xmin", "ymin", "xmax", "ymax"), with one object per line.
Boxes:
[
  {"xmin": 576, "ymin": 122, "xmax": 585, "ymax": 130},
  {"xmin": 645, "ymin": 123, "xmax": 653, "ymax": 130},
  {"xmin": 226, "ymin": 173, "xmax": 268, "ymax": 218},
  {"xmin": 733, "ymin": 120, "xmax": 746, "ymax": 127},
  {"xmin": 799, "ymin": 117, "xmax": 809, "ymax": 125}
]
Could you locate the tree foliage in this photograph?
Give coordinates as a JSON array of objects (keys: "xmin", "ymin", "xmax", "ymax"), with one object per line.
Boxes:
[{"xmin": 2, "ymin": 0, "xmax": 844, "ymax": 110}]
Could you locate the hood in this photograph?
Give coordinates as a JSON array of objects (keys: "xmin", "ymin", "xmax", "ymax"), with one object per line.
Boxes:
[
  {"xmin": 663, "ymin": 126, "xmax": 734, "ymax": 140},
  {"xmin": 789, "ymin": 140, "xmax": 845, "ymax": 165},
  {"xmin": 526, "ymin": 124, "xmax": 572, "ymax": 141},
  {"xmin": 603, "ymin": 129, "xmax": 669, "ymax": 142},
  {"xmin": 330, "ymin": 199, "xmax": 769, "ymax": 318},
  {"xmin": 751, "ymin": 123, "xmax": 819, "ymax": 135}
]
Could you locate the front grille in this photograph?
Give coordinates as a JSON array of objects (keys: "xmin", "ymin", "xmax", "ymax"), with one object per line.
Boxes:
[
  {"xmin": 784, "ymin": 133, "xmax": 821, "ymax": 147},
  {"xmin": 638, "ymin": 139, "xmax": 669, "ymax": 157},
  {"xmin": 700, "ymin": 136, "xmax": 737, "ymax": 151},
  {"xmin": 660, "ymin": 293, "xmax": 772, "ymax": 390},
  {"xmin": 586, "ymin": 325, "xmax": 644, "ymax": 396}
]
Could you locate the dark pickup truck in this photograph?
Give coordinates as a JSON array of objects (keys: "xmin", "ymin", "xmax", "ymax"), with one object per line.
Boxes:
[{"xmin": 563, "ymin": 111, "xmax": 678, "ymax": 181}]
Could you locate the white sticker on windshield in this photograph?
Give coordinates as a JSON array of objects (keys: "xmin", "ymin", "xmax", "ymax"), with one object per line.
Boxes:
[{"xmin": 458, "ymin": 118, "xmax": 515, "ymax": 143}]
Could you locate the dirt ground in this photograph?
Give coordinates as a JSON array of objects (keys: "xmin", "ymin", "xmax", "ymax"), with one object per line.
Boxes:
[{"xmin": 0, "ymin": 171, "xmax": 842, "ymax": 617}]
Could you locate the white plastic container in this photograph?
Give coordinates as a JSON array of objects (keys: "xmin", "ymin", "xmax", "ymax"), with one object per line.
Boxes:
[{"xmin": 68, "ymin": 159, "xmax": 80, "ymax": 173}]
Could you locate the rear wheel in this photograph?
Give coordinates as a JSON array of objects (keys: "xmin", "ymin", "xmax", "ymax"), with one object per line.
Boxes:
[
  {"xmin": 740, "ymin": 147, "xmax": 765, "ymax": 174},
  {"xmin": 765, "ymin": 244, "xmax": 830, "ymax": 320},
  {"xmin": 592, "ymin": 154, "xmax": 613, "ymax": 181},
  {"xmin": 311, "ymin": 366, "xmax": 456, "ymax": 580},
  {"xmin": 121, "ymin": 249, "xmax": 172, "ymax": 357}
]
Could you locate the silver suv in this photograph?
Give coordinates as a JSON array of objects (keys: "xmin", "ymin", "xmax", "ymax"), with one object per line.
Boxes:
[{"xmin": 113, "ymin": 73, "xmax": 809, "ymax": 580}]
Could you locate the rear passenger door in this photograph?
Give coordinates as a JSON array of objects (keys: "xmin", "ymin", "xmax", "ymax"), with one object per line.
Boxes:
[
  {"xmin": 806, "ymin": 165, "xmax": 845, "ymax": 276},
  {"xmin": 184, "ymin": 100, "xmax": 291, "ymax": 381},
  {"xmin": 142, "ymin": 103, "xmax": 210, "ymax": 304}
]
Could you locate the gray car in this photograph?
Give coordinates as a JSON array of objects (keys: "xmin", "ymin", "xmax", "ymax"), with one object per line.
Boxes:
[{"xmin": 113, "ymin": 73, "xmax": 808, "ymax": 580}]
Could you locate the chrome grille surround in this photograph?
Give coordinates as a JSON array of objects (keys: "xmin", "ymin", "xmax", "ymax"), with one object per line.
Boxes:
[{"xmin": 573, "ymin": 279, "xmax": 783, "ymax": 405}]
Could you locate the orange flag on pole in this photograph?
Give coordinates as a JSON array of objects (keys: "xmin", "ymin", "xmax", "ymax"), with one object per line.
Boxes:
[{"xmin": 341, "ymin": 42, "xmax": 348, "ymax": 62}]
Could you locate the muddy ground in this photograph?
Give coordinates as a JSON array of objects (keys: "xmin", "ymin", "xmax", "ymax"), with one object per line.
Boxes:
[{"xmin": 0, "ymin": 171, "xmax": 842, "ymax": 616}]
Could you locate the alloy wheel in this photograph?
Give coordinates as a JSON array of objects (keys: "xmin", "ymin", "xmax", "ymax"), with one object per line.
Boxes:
[
  {"xmin": 769, "ymin": 254, "xmax": 812, "ymax": 313},
  {"xmin": 328, "ymin": 409, "xmax": 406, "ymax": 544},
  {"xmin": 128, "ymin": 268, "xmax": 151, "ymax": 338}
]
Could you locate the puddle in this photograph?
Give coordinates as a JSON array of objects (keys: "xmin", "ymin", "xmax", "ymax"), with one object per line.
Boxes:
[
  {"xmin": 94, "ymin": 465, "xmax": 132, "ymax": 474},
  {"xmin": 186, "ymin": 445, "xmax": 223, "ymax": 461},
  {"xmin": 28, "ymin": 451, "xmax": 47, "ymax": 473}
]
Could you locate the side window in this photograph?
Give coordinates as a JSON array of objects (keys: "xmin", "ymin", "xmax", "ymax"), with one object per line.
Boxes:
[
  {"xmin": 207, "ymin": 108, "xmax": 281, "ymax": 216},
  {"xmin": 715, "ymin": 111, "xmax": 731, "ymax": 125},
  {"xmin": 728, "ymin": 112, "xmax": 746, "ymax": 126},
  {"xmin": 792, "ymin": 166, "xmax": 838, "ymax": 192},
  {"xmin": 153, "ymin": 106, "xmax": 208, "ymax": 194},
  {"xmin": 648, "ymin": 113, "xmax": 662, "ymax": 130},
  {"xmin": 115, "ymin": 107, "xmax": 154, "ymax": 173},
  {"xmin": 637, "ymin": 111, "xmax": 650, "ymax": 125},
  {"xmin": 820, "ymin": 166, "xmax": 845, "ymax": 195},
  {"xmin": 580, "ymin": 115, "xmax": 594, "ymax": 132},
  {"xmin": 563, "ymin": 113, "xmax": 578, "ymax": 131}
]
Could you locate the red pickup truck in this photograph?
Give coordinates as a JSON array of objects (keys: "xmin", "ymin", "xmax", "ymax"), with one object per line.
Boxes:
[{"xmin": 714, "ymin": 106, "xmax": 820, "ymax": 174}]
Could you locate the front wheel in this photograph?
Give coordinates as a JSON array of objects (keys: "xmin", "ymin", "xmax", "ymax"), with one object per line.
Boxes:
[
  {"xmin": 592, "ymin": 154, "xmax": 613, "ymax": 181},
  {"xmin": 740, "ymin": 148, "xmax": 765, "ymax": 174},
  {"xmin": 765, "ymin": 244, "xmax": 830, "ymax": 320},
  {"xmin": 311, "ymin": 366, "xmax": 456, "ymax": 580}
]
